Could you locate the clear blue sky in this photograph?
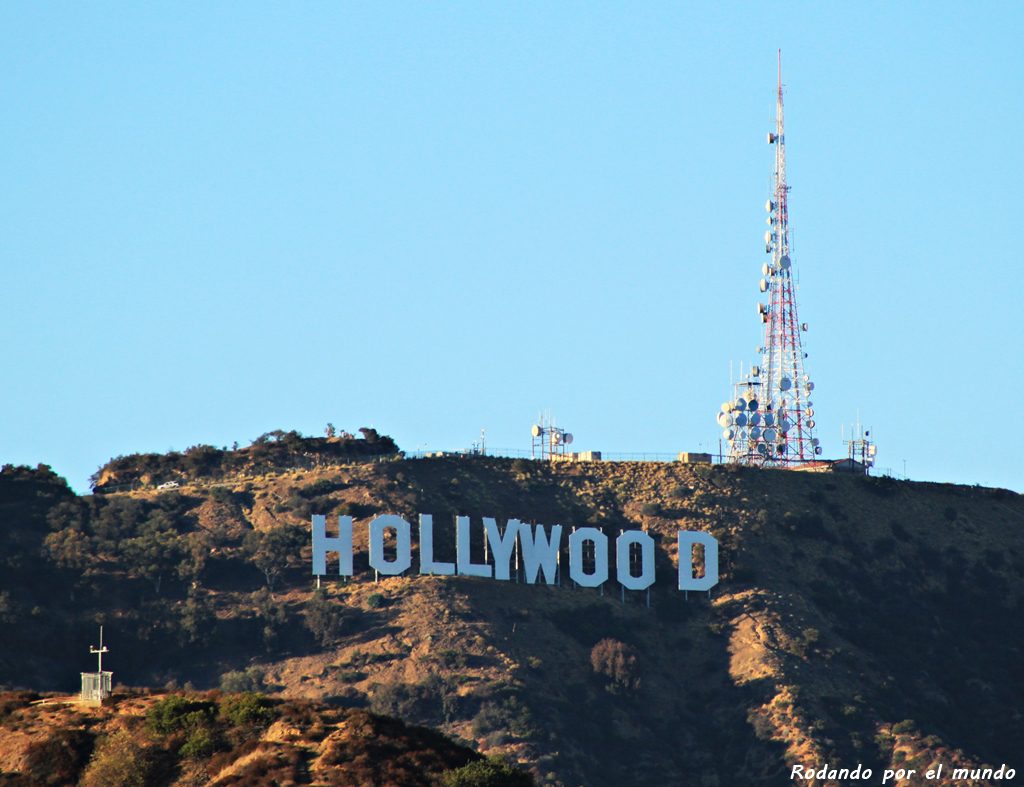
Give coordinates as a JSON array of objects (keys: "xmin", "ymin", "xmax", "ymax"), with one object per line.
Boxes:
[{"xmin": 2, "ymin": 3, "xmax": 1021, "ymax": 493}]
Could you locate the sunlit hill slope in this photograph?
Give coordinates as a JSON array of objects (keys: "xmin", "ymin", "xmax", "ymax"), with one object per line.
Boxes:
[{"xmin": 1, "ymin": 432, "xmax": 1022, "ymax": 786}]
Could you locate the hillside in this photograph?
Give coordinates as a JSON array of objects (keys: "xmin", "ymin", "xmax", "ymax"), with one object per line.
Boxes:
[
  {"xmin": 1, "ymin": 453, "xmax": 1023, "ymax": 786},
  {"xmin": 0, "ymin": 689, "xmax": 526, "ymax": 786}
]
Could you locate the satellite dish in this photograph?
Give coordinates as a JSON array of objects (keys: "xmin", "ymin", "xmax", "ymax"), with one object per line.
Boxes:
[
  {"xmin": 767, "ymin": 132, "xmax": 777, "ymax": 144},
  {"xmin": 763, "ymin": 428, "xmax": 777, "ymax": 442},
  {"xmin": 814, "ymin": 446, "xmax": 823, "ymax": 455},
  {"xmin": 564, "ymin": 433, "xmax": 574, "ymax": 445},
  {"xmin": 735, "ymin": 412, "xmax": 748, "ymax": 427},
  {"xmin": 761, "ymin": 264, "xmax": 771, "ymax": 276},
  {"xmin": 780, "ymin": 418, "xmax": 792, "ymax": 432},
  {"xmin": 723, "ymin": 428, "xmax": 735, "ymax": 440},
  {"xmin": 780, "ymin": 255, "xmax": 792, "ymax": 269},
  {"xmin": 806, "ymin": 408, "xmax": 815, "ymax": 418},
  {"xmin": 736, "ymin": 397, "xmax": 747, "ymax": 410},
  {"xmin": 750, "ymin": 412, "xmax": 761, "ymax": 427},
  {"xmin": 717, "ymin": 413, "xmax": 731, "ymax": 428},
  {"xmin": 806, "ymin": 381, "xmax": 815, "ymax": 392},
  {"xmin": 779, "ymin": 377, "xmax": 792, "ymax": 391},
  {"xmin": 531, "ymin": 424, "xmax": 542, "ymax": 437},
  {"xmin": 807, "ymin": 419, "xmax": 816, "ymax": 429},
  {"xmin": 811, "ymin": 438, "xmax": 820, "ymax": 447},
  {"xmin": 749, "ymin": 426, "xmax": 762, "ymax": 440},
  {"xmin": 764, "ymin": 230, "xmax": 773, "ymax": 245},
  {"xmin": 721, "ymin": 402, "xmax": 732, "ymax": 413},
  {"xmin": 757, "ymin": 443, "xmax": 768, "ymax": 456},
  {"xmin": 806, "ymin": 401, "xmax": 813, "ymax": 409},
  {"xmin": 763, "ymin": 413, "xmax": 775, "ymax": 427},
  {"xmin": 765, "ymin": 199, "xmax": 774, "ymax": 213},
  {"xmin": 751, "ymin": 365, "xmax": 760, "ymax": 377},
  {"xmin": 748, "ymin": 399, "xmax": 758, "ymax": 411},
  {"xmin": 759, "ymin": 279, "xmax": 769, "ymax": 292},
  {"xmin": 801, "ymin": 322, "xmax": 808, "ymax": 331},
  {"xmin": 552, "ymin": 432, "xmax": 562, "ymax": 445}
]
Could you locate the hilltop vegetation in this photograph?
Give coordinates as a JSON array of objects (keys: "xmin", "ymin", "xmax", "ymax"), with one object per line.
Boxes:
[
  {"xmin": 90, "ymin": 427, "xmax": 398, "ymax": 492},
  {"xmin": 0, "ymin": 689, "xmax": 529, "ymax": 786},
  {"xmin": 1, "ymin": 447, "xmax": 1023, "ymax": 786}
]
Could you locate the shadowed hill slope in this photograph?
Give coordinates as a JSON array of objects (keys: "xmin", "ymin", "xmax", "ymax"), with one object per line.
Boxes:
[{"xmin": 1, "ymin": 457, "xmax": 1022, "ymax": 786}]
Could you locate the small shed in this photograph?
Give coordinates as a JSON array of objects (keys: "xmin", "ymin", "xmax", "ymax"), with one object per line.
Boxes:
[{"xmin": 80, "ymin": 671, "xmax": 112, "ymax": 705}]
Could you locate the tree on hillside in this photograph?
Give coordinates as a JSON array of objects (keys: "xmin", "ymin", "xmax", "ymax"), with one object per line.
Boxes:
[
  {"xmin": 590, "ymin": 638, "xmax": 641, "ymax": 693},
  {"xmin": 254, "ymin": 588, "xmax": 288, "ymax": 651},
  {"xmin": 177, "ymin": 589, "xmax": 215, "ymax": 645},
  {"xmin": 43, "ymin": 528, "xmax": 93, "ymax": 574},
  {"xmin": 90, "ymin": 497, "xmax": 148, "ymax": 550},
  {"xmin": 122, "ymin": 512, "xmax": 184, "ymax": 595},
  {"xmin": 243, "ymin": 526, "xmax": 304, "ymax": 591},
  {"xmin": 176, "ymin": 531, "xmax": 212, "ymax": 586},
  {"xmin": 304, "ymin": 588, "xmax": 343, "ymax": 646}
]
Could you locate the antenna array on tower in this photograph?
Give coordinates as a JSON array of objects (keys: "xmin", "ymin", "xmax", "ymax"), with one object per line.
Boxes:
[{"xmin": 717, "ymin": 52, "xmax": 821, "ymax": 467}]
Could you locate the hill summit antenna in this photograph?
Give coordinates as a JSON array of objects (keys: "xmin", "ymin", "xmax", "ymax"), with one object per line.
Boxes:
[
  {"xmin": 80, "ymin": 625, "xmax": 113, "ymax": 705},
  {"xmin": 531, "ymin": 414, "xmax": 573, "ymax": 460},
  {"xmin": 717, "ymin": 51, "xmax": 820, "ymax": 466}
]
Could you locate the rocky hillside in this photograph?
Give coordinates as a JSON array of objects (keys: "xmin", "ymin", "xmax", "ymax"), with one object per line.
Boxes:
[
  {"xmin": 0, "ymin": 689, "xmax": 528, "ymax": 786},
  {"xmin": 1, "ymin": 454, "xmax": 1022, "ymax": 786}
]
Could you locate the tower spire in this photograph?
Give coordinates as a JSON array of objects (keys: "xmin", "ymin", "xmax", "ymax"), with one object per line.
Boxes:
[{"xmin": 716, "ymin": 53, "xmax": 821, "ymax": 466}]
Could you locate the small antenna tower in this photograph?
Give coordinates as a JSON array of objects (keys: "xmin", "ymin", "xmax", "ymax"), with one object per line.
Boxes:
[
  {"xmin": 844, "ymin": 420, "xmax": 877, "ymax": 473},
  {"xmin": 530, "ymin": 414, "xmax": 574, "ymax": 460},
  {"xmin": 717, "ymin": 51, "xmax": 821, "ymax": 466}
]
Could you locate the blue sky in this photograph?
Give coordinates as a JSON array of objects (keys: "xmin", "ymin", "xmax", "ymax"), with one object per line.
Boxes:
[{"xmin": 2, "ymin": 3, "xmax": 1021, "ymax": 492}]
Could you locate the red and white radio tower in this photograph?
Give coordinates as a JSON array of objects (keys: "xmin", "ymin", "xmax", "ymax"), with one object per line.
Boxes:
[{"xmin": 717, "ymin": 52, "xmax": 822, "ymax": 466}]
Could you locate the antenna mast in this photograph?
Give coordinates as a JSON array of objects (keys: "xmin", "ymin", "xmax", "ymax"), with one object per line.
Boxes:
[
  {"xmin": 717, "ymin": 51, "xmax": 821, "ymax": 466},
  {"xmin": 90, "ymin": 625, "xmax": 109, "ymax": 673}
]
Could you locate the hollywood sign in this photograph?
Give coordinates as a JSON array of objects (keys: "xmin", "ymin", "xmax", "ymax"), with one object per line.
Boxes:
[{"xmin": 311, "ymin": 514, "xmax": 719, "ymax": 592}]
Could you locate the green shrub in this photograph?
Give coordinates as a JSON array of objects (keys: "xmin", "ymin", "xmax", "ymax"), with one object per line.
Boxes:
[
  {"xmin": 219, "ymin": 666, "xmax": 266, "ymax": 693},
  {"xmin": 366, "ymin": 592, "xmax": 387, "ymax": 609},
  {"xmin": 435, "ymin": 648, "xmax": 468, "ymax": 669},
  {"xmin": 892, "ymin": 719, "xmax": 917, "ymax": 735},
  {"xmin": 441, "ymin": 755, "xmax": 535, "ymax": 786},
  {"xmin": 470, "ymin": 695, "xmax": 535, "ymax": 739},
  {"xmin": 219, "ymin": 693, "xmax": 275, "ymax": 727},
  {"xmin": 147, "ymin": 695, "xmax": 215, "ymax": 735},
  {"xmin": 179, "ymin": 725, "xmax": 218, "ymax": 759}
]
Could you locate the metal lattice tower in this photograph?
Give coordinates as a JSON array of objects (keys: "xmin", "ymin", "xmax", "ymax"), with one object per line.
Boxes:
[{"xmin": 717, "ymin": 52, "xmax": 821, "ymax": 466}]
